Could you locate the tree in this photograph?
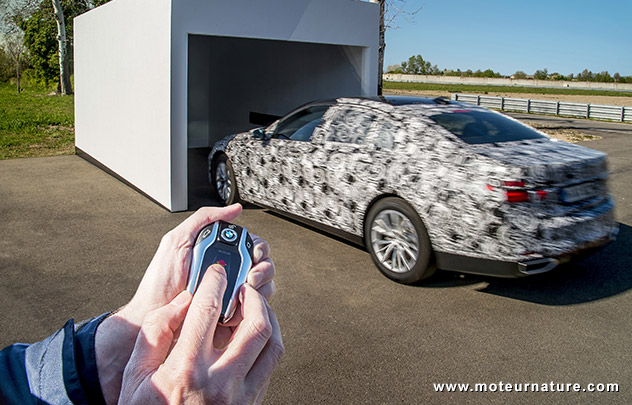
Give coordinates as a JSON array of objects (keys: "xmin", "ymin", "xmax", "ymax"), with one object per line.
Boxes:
[
  {"xmin": 2, "ymin": 0, "xmax": 106, "ymax": 94},
  {"xmin": 386, "ymin": 63, "xmax": 402, "ymax": 73},
  {"xmin": 51, "ymin": 0, "xmax": 71, "ymax": 94},
  {"xmin": 533, "ymin": 68, "xmax": 548, "ymax": 80},
  {"xmin": 401, "ymin": 54, "xmax": 434, "ymax": 75},
  {"xmin": 577, "ymin": 69, "xmax": 593, "ymax": 81},
  {"xmin": 18, "ymin": 2, "xmax": 60, "ymax": 88},
  {"xmin": 513, "ymin": 70, "xmax": 527, "ymax": 79},
  {"xmin": 3, "ymin": 31, "xmax": 28, "ymax": 92},
  {"xmin": 594, "ymin": 71, "xmax": 613, "ymax": 83},
  {"xmin": 372, "ymin": 0, "xmax": 421, "ymax": 95}
]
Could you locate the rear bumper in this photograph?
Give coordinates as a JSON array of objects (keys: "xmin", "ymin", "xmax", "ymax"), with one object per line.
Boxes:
[{"xmin": 435, "ymin": 231, "xmax": 617, "ymax": 278}]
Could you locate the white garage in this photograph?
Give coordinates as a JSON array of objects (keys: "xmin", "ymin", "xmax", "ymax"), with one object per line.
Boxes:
[{"xmin": 74, "ymin": 0, "xmax": 379, "ymax": 211}]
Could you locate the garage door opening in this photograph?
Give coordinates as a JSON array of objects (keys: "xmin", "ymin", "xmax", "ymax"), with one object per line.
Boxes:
[{"xmin": 186, "ymin": 35, "xmax": 366, "ymax": 209}]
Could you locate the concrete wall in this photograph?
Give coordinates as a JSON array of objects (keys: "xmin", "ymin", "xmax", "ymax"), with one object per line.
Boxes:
[
  {"xmin": 74, "ymin": 0, "xmax": 173, "ymax": 206},
  {"xmin": 384, "ymin": 74, "xmax": 632, "ymax": 92},
  {"xmin": 75, "ymin": 0, "xmax": 379, "ymax": 211}
]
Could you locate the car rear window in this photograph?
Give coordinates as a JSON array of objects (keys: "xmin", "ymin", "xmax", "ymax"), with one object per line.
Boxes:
[{"xmin": 429, "ymin": 110, "xmax": 547, "ymax": 144}]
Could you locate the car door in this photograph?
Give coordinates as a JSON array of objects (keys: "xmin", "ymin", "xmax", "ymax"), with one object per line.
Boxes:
[
  {"xmin": 307, "ymin": 104, "xmax": 381, "ymax": 232},
  {"xmin": 243, "ymin": 104, "xmax": 331, "ymax": 216}
]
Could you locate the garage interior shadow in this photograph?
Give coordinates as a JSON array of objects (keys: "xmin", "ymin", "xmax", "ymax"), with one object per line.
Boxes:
[
  {"xmin": 422, "ymin": 223, "xmax": 632, "ymax": 306},
  {"xmin": 188, "ymin": 147, "xmax": 219, "ymax": 210},
  {"xmin": 187, "ymin": 147, "xmax": 260, "ymax": 211}
]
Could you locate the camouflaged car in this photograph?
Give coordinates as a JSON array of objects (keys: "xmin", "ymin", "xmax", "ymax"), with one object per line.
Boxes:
[{"xmin": 208, "ymin": 96, "xmax": 618, "ymax": 283}]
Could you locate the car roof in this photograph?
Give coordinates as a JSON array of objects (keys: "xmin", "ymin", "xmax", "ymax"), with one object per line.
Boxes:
[
  {"xmin": 299, "ymin": 95, "xmax": 456, "ymax": 109},
  {"xmin": 364, "ymin": 95, "xmax": 456, "ymax": 106},
  {"xmin": 284, "ymin": 95, "xmax": 482, "ymax": 122}
]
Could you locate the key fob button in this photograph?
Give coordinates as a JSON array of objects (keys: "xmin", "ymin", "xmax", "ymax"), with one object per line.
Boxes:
[{"xmin": 221, "ymin": 228, "xmax": 238, "ymax": 243}]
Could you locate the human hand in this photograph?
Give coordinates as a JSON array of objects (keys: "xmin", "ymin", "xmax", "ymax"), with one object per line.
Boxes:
[
  {"xmin": 96, "ymin": 205, "xmax": 276, "ymax": 404},
  {"xmin": 119, "ymin": 265, "xmax": 284, "ymax": 404},
  {"xmin": 124, "ymin": 204, "xmax": 275, "ymax": 326}
]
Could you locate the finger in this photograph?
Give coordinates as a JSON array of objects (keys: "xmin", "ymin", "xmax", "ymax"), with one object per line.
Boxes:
[
  {"xmin": 255, "ymin": 281, "xmax": 276, "ymax": 301},
  {"xmin": 171, "ymin": 264, "xmax": 227, "ymax": 363},
  {"xmin": 250, "ymin": 235, "xmax": 271, "ymax": 264},
  {"xmin": 218, "ymin": 279, "xmax": 276, "ymax": 328},
  {"xmin": 214, "ymin": 285, "xmax": 272, "ymax": 376},
  {"xmin": 143, "ymin": 204, "xmax": 243, "ymax": 301},
  {"xmin": 247, "ymin": 258, "xmax": 275, "ymax": 290},
  {"xmin": 170, "ymin": 204, "xmax": 243, "ymax": 244},
  {"xmin": 245, "ymin": 304, "xmax": 284, "ymax": 395},
  {"xmin": 213, "ymin": 324, "xmax": 235, "ymax": 350},
  {"xmin": 215, "ymin": 280, "xmax": 277, "ymax": 326},
  {"xmin": 125, "ymin": 291, "xmax": 191, "ymax": 378}
]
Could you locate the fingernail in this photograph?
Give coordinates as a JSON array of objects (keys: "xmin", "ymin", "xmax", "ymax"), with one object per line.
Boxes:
[
  {"xmin": 210, "ymin": 263, "xmax": 226, "ymax": 276},
  {"xmin": 171, "ymin": 291, "xmax": 191, "ymax": 307},
  {"xmin": 254, "ymin": 246, "xmax": 264, "ymax": 262},
  {"xmin": 239, "ymin": 284, "xmax": 247, "ymax": 303}
]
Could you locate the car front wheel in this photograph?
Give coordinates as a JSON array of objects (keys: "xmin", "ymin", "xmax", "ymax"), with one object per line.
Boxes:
[
  {"xmin": 212, "ymin": 154, "xmax": 239, "ymax": 206},
  {"xmin": 365, "ymin": 197, "xmax": 435, "ymax": 284}
]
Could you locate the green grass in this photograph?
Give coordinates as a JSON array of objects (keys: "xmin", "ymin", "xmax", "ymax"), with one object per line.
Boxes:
[
  {"xmin": 0, "ymin": 82, "xmax": 75, "ymax": 160},
  {"xmin": 383, "ymin": 81, "xmax": 632, "ymax": 98}
]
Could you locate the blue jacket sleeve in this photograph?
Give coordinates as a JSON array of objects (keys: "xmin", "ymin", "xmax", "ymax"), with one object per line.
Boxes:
[{"xmin": 0, "ymin": 313, "xmax": 110, "ymax": 405}]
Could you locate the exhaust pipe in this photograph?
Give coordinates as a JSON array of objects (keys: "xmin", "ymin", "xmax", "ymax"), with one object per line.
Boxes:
[{"xmin": 518, "ymin": 258, "xmax": 560, "ymax": 275}]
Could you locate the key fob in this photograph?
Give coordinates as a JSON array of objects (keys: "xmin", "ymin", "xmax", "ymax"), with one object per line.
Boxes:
[{"xmin": 186, "ymin": 220, "xmax": 254, "ymax": 324}]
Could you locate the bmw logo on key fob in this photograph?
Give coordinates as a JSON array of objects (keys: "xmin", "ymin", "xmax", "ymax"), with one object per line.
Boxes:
[{"xmin": 186, "ymin": 220, "xmax": 254, "ymax": 324}]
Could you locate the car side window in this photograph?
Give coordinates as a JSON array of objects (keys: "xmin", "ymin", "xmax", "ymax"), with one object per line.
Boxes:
[
  {"xmin": 373, "ymin": 118, "xmax": 396, "ymax": 150},
  {"xmin": 325, "ymin": 107, "xmax": 377, "ymax": 145},
  {"xmin": 273, "ymin": 106, "xmax": 329, "ymax": 141}
]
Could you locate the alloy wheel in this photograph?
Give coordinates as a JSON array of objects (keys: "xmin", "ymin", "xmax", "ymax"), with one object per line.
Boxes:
[{"xmin": 370, "ymin": 209, "xmax": 420, "ymax": 273}]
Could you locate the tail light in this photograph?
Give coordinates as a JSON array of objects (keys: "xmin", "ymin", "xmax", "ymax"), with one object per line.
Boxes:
[{"xmin": 488, "ymin": 181, "xmax": 548, "ymax": 203}]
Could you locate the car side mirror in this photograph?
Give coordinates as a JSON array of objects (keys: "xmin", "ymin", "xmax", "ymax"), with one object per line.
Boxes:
[{"xmin": 253, "ymin": 128, "xmax": 266, "ymax": 139}]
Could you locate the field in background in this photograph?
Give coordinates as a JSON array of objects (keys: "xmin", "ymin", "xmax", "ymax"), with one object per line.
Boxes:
[
  {"xmin": 0, "ymin": 81, "xmax": 629, "ymax": 160},
  {"xmin": 384, "ymin": 81, "xmax": 632, "ymax": 107},
  {"xmin": 0, "ymin": 83, "xmax": 75, "ymax": 159}
]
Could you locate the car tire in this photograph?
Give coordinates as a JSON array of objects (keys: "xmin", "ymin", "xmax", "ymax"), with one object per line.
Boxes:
[
  {"xmin": 364, "ymin": 197, "xmax": 436, "ymax": 284},
  {"xmin": 212, "ymin": 154, "xmax": 240, "ymax": 206}
]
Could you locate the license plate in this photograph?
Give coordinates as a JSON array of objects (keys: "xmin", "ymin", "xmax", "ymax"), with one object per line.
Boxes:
[{"xmin": 561, "ymin": 182, "xmax": 599, "ymax": 203}]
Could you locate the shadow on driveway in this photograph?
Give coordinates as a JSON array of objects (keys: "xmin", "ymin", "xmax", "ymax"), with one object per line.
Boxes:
[{"xmin": 421, "ymin": 223, "xmax": 631, "ymax": 306}]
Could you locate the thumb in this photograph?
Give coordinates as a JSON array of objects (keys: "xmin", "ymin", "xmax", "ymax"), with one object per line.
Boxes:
[{"xmin": 125, "ymin": 291, "xmax": 192, "ymax": 379}]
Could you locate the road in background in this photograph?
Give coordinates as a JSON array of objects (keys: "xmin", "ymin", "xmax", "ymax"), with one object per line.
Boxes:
[
  {"xmin": 508, "ymin": 113, "xmax": 632, "ymax": 137},
  {"xmin": 1, "ymin": 116, "xmax": 630, "ymax": 403}
]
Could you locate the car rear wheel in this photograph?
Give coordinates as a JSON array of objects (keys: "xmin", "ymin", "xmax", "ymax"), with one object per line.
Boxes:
[
  {"xmin": 365, "ymin": 197, "xmax": 435, "ymax": 284},
  {"xmin": 213, "ymin": 154, "xmax": 239, "ymax": 206}
]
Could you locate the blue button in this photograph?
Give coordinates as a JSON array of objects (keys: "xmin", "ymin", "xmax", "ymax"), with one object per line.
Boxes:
[{"xmin": 221, "ymin": 228, "xmax": 238, "ymax": 242}]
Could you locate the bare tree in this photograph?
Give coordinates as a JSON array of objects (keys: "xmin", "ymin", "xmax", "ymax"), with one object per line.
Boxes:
[
  {"xmin": 1, "ymin": 0, "xmax": 75, "ymax": 95},
  {"xmin": 370, "ymin": 0, "xmax": 421, "ymax": 95},
  {"xmin": 3, "ymin": 31, "xmax": 28, "ymax": 93}
]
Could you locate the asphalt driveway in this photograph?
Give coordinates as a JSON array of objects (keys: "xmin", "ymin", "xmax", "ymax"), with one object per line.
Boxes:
[{"xmin": 1, "ymin": 117, "xmax": 630, "ymax": 404}]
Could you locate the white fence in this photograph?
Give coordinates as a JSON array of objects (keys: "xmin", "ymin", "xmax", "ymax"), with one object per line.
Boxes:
[
  {"xmin": 451, "ymin": 94, "xmax": 632, "ymax": 123},
  {"xmin": 384, "ymin": 74, "xmax": 632, "ymax": 92}
]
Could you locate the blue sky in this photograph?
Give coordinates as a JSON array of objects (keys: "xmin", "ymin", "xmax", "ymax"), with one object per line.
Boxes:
[{"xmin": 383, "ymin": 0, "xmax": 632, "ymax": 76}]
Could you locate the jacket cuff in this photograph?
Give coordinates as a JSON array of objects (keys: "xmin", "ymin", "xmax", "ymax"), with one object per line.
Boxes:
[{"xmin": 71, "ymin": 312, "xmax": 111, "ymax": 405}]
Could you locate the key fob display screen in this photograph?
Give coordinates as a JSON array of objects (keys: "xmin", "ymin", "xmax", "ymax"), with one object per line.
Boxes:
[{"xmin": 186, "ymin": 221, "xmax": 254, "ymax": 323}]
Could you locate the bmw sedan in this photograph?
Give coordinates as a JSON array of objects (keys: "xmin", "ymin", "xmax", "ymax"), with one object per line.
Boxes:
[{"xmin": 208, "ymin": 96, "xmax": 618, "ymax": 284}]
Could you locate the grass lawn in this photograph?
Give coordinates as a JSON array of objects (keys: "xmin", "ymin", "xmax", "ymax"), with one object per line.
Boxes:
[
  {"xmin": 383, "ymin": 81, "xmax": 632, "ymax": 98},
  {"xmin": 0, "ymin": 82, "xmax": 75, "ymax": 160}
]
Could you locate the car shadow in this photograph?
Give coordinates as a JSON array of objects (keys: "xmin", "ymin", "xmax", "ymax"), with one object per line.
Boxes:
[
  {"xmin": 188, "ymin": 184, "xmax": 631, "ymax": 307},
  {"xmin": 421, "ymin": 223, "xmax": 632, "ymax": 306}
]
